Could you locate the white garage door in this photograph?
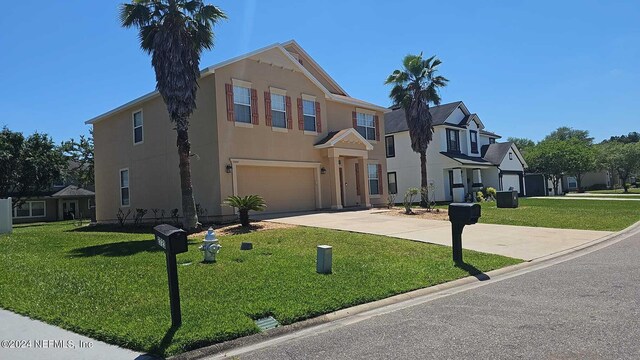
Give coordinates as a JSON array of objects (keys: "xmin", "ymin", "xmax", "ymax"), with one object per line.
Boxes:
[
  {"xmin": 236, "ymin": 166, "xmax": 317, "ymax": 213},
  {"xmin": 502, "ymin": 174, "xmax": 521, "ymax": 193}
]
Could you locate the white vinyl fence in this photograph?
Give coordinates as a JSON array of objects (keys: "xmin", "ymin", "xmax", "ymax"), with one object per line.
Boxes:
[{"xmin": 0, "ymin": 197, "xmax": 12, "ymax": 234}]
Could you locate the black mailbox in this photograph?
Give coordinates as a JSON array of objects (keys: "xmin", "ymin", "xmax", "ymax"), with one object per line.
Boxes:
[
  {"xmin": 154, "ymin": 224, "xmax": 188, "ymax": 255},
  {"xmin": 153, "ymin": 224, "xmax": 188, "ymax": 327},
  {"xmin": 448, "ymin": 203, "xmax": 481, "ymax": 225},
  {"xmin": 448, "ymin": 203, "xmax": 482, "ymax": 263}
]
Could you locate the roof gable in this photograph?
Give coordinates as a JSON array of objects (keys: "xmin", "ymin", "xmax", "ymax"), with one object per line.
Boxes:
[
  {"xmin": 314, "ymin": 128, "xmax": 373, "ymax": 150},
  {"xmin": 385, "ymin": 101, "xmax": 463, "ymax": 134},
  {"xmin": 481, "ymin": 142, "xmax": 527, "ymax": 167},
  {"xmin": 282, "ymin": 40, "xmax": 347, "ymax": 96}
]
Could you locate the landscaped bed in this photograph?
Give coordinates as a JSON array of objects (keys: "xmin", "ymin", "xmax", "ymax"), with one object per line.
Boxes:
[{"xmin": 0, "ymin": 222, "xmax": 520, "ymax": 357}]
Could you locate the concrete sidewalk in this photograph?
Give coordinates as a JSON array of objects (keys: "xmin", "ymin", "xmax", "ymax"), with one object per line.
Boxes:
[
  {"xmin": 0, "ymin": 309, "xmax": 144, "ymax": 360},
  {"xmin": 531, "ymin": 196, "xmax": 640, "ymax": 201},
  {"xmin": 261, "ymin": 210, "xmax": 612, "ymax": 260}
]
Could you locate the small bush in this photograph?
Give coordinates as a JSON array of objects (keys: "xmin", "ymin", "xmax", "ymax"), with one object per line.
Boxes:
[
  {"xmin": 476, "ymin": 191, "xmax": 485, "ymax": 202},
  {"xmin": 403, "ymin": 188, "xmax": 419, "ymax": 214},
  {"xmin": 223, "ymin": 195, "xmax": 267, "ymax": 227},
  {"xmin": 387, "ymin": 193, "xmax": 397, "ymax": 209},
  {"xmin": 484, "ymin": 187, "xmax": 497, "ymax": 200},
  {"xmin": 133, "ymin": 208, "xmax": 147, "ymax": 227},
  {"xmin": 586, "ymin": 183, "xmax": 608, "ymax": 191},
  {"xmin": 116, "ymin": 208, "xmax": 131, "ymax": 227},
  {"xmin": 170, "ymin": 209, "xmax": 180, "ymax": 226}
]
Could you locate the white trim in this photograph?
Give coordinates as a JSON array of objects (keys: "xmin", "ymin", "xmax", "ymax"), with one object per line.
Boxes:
[
  {"xmin": 281, "ymin": 40, "xmax": 349, "ymax": 96},
  {"xmin": 314, "ymin": 128, "xmax": 374, "ymax": 151},
  {"xmin": 119, "ymin": 168, "xmax": 130, "ymax": 208},
  {"xmin": 269, "ymin": 87, "xmax": 287, "ymax": 96},
  {"xmin": 61, "ymin": 199, "xmax": 80, "ymax": 219},
  {"xmin": 234, "ymin": 122, "xmax": 253, "ymax": 129},
  {"xmin": 304, "ymin": 131, "xmax": 318, "ymax": 136},
  {"xmin": 230, "ymin": 158, "xmax": 322, "ymax": 209},
  {"xmin": 232, "ymin": 78, "xmax": 252, "ymax": 88},
  {"xmin": 12, "ymin": 200, "xmax": 47, "ymax": 219},
  {"xmin": 329, "ymin": 94, "xmax": 389, "ymax": 113},
  {"xmin": 272, "ymin": 127, "xmax": 288, "ymax": 133},
  {"xmin": 301, "ymin": 93, "xmax": 317, "ymax": 102},
  {"xmin": 356, "ymin": 107, "xmax": 376, "ymax": 116},
  {"xmin": 132, "ymin": 109, "xmax": 144, "ymax": 145}
]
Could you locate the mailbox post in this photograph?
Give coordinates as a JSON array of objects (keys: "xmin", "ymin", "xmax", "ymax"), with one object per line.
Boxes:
[
  {"xmin": 448, "ymin": 203, "xmax": 481, "ymax": 264},
  {"xmin": 154, "ymin": 224, "xmax": 188, "ymax": 327}
]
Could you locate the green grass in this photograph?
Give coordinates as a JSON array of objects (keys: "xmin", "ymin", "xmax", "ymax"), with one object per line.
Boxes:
[
  {"xmin": 0, "ymin": 222, "xmax": 520, "ymax": 356},
  {"xmin": 472, "ymin": 198, "xmax": 640, "ymax": 231},
  {"xmin": 587, "ymin": 188, "xmax": 640, "ymax": 195}
]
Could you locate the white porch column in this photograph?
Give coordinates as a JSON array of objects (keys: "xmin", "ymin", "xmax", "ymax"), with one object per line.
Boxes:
[
  {"xmin": 472, "ymin": 169, "xmax": 483, "ymax": 189},
  {"xmin": 452, "ymin": 168, "xmax": 465, "ymax": 202},
  {"xmin": 329, "ymin": 155, "xmax": 343, "ymax": 210},
  {"xmin": 358, "ymin": 158, "xmax": 371, "ymax": 207}
]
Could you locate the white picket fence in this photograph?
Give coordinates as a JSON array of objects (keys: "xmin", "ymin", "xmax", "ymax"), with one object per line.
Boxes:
[{"xmin": 0, "ymin": 197, "xmax": 12, "ymax": 234}]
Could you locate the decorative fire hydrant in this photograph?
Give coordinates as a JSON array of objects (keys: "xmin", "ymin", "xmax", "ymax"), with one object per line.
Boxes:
[{"xmin": 199, "ymin": 227, "xmax": 221, "ymax": 263}]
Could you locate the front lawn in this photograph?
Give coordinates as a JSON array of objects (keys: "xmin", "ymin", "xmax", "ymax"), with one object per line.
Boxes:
[
  {"xmin": 0, "ymin": 222, "xmax": 520, "ymax": 356},
  {"xmin": 476, "ymin": 198, "xmax": 640, "ymax": 231},
  {"xmin": 587, "ymin": 188, "xmax": 640, "ymax": 195}
]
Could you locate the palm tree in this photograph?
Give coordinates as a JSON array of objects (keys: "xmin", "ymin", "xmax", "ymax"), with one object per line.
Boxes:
[
  {"xmin": 223, "ymin": 195, "xmax": 267, "ymax": 227},
  {"xmin": 120, "ymin": 0, "xmax": 226, "ymax": 232},
  {"xmin": 385, "ymin": 53, "xmax": 448, "ymax": 207}
]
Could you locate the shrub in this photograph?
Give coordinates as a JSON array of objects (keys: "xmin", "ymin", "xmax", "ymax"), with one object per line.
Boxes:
[
  {"xmin": 223, "ymin": 195, "xmax": 267, "ymax": 227},
  {"xmin": 133, "ymin": 208, "xmax": 147, "ymax": 227},
  {"xmin": 170, "ymin": 209, "xmax": 180, "ymax": 227},
  {"xmin": 386, "ymin": 193, "xmax": 397, "ymax": 209},
  {"xmin": 586, "ymin": 183, "xmax": 608, "ymax": 191},
  {"xmin": 150, "ymin": 208, "xmax": 161, "ymax": 224},
  {"xmin": 476, "ymin": 191, "xmax": 485, "ymax": 202},
  {"xmin": 116, "ymin": 208, "xmax": 131, "ymax": 227},
  {"xmin": 403, "ymin": 188, "xmax": 419, "ymax": 214},
  {"xmin": 484, "ymin": 187, "xmax": 497, "ymax": 200}
]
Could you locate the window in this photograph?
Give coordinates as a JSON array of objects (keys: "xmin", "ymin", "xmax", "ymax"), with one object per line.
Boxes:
[
  {"xmin": 368, "ymin": 164, "xmax": 380, "ymax": 195},
  {"xmin": 356, "ymin": 112, "xmax": 376, "ymax": 141},
  {"xmin": 489, "ymin": 138, "xmax": 496, "ymax": 144},
  {"xmin": 53, "ymin": 178, "xmax": 64, "ymax": 187},
  {"xmin": 387, "ymin": 172, "xmax": 397, "ymax": 194},
  {"xmin": 446, "ymin": 129, "xmax": 460, "ymax": 153},
  {"xmin": 233, "ymin": 85, "xmax": 251, "ymax": 123},
  {"xmin": 567, "ymin": 176, "xmax": 578, "ymax": 189},
  {"xmin": 385, "ymin": 135, "xmax": 395, "ymax": 158},
  {"xmin": 470, "ymin": 131, "xmax": 478, "ymax": 153},
  {"xmin": 88, "ymin": 198, "xmax": 94, "ymax": 210},
  {"xmin": 13, "ymin": 201, "xmax": 46, "ymax": 218},
  {"xmin": 120, "ymin": 169, "xmax": 130, "ymax": 207},
  {"xmin": 133, "ymin": 110, "xmax": 143, "ymax": 144},
  {"xmin": 270, "ymin": 93, "xmax": 286, "ymax": 128},
  {"xmin": 509, "ymin": 152, "xmax": 513, "ymax": 160},
  {"xmin": 303, "ymin": 100, "xmax": 316, "ymax": 131}
]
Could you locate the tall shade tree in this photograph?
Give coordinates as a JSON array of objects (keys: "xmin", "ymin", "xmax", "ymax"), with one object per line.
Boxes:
[
  {"xmin": 120, "ymin": 0, "xmax": 226, "ymax": 231},
  {"xmin": 385, "ymin": 53, "xmax": 448, "ymax": 207}
]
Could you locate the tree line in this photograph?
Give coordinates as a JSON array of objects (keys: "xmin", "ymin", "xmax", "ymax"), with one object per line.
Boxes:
[
  {"xmin": 509, "ymin": 128, "xmax": 640, "ymax": 193},
  {"xmin": 0, "ymin": 127, "xmax": 94, "ymax": 207}
]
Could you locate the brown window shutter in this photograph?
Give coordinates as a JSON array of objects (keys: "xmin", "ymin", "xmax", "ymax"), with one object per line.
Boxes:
[
  {"xmin": 352, "ymin": 111, "xmax": 358, "ymax": 128},
  {"xmin": 377, "ymin": 164, "xmax": 383, "ymax": 195},
  {"xmin": 225, "ymin": 83, "xmax": 234, "ymax": 122},
  {"xmin": 297, "ymin": 98, "xmax": 304, "ymax": 130},
  {"xmin": 286, "ymin": 96, "xmax": 293, "ymax": 129},
  {"xmin": 374, "ymin": 115, "xmax": 380, "ymax": 141},
  {"xmin": 264, "ymin": 91, "xmax": 272, "ymax": 127},
  {"xmin": 315, "ymin": 101, "xmax": 322, "ymax": 133},
  {"xmin": 251, "ymin": 88, "xmax": 259, "ymax": 125},
  {"xmin": 355, "ymin": 164, "xmax": 361, "ymax": 196}
]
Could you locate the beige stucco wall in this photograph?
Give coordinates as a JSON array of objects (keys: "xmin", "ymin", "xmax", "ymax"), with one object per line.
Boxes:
[
  {"xmin": 93, "ymin": 75, "xmax": 220, "ymax": 222},
  {"xmin": 92, "ymin": 46, "xmax": 387, "ymax": 222}
]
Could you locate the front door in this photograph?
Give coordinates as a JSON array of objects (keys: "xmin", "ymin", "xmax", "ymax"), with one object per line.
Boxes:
[
  {"xmin": 448, "ymin": 170, "xmax": 454, "ymax": 199},
  {"xmin": 339, "ymin": 167, "xmax": 346, "ymax": 207},
  {"xmin": 62, "ymin": 200, "xmax": 77, "ymax": 220}
]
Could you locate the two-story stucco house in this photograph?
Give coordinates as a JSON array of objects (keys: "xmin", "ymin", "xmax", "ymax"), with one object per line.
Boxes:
[
  {"xmin": 86, "ymin": 41, "xmax": 389, "ymax": 223},
  {"xmin": 385, "ymin": 101, "xmax": 527, "ymax": 202}
]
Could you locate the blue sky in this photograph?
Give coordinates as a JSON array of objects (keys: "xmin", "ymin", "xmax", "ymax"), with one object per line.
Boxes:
[{"xmin": 1, "ymin": 0, "xmax": 638, "ymax": 144}]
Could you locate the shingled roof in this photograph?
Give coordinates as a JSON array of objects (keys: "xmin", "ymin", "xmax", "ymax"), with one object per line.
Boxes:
[
  {"xmin": 384, "ymin": 101, "xmax": 463, "ymax": 134},
  {"xmin": 481, "ymin": 142, "xmax": 514, "ymax": 165},
  {"xmin": 51, "ymin": 185, "xmax": 95, "ymax": 198}
]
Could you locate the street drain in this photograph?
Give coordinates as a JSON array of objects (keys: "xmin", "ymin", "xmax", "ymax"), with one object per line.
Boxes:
[{"xmin": 255, "ymin": 316, "xmax": 279, "ymax": 331}]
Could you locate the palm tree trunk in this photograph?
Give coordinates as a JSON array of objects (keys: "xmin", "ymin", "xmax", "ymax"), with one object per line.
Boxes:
[
  {"xmin": 419, "ymin": 150, "xmax": 429, "ymax": 208},
  {"xmin": 176, "ymin": 127, "xmax": 199, "ymax": 232}
]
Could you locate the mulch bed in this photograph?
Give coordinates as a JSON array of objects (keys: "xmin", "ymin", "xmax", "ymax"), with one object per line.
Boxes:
[
  {"xmin": 189, "ymin": 221, "xmax": 296, "ymax": 238},
  {"xmin": 377, "ymin": 207, "xmax": 450, "ymax": 221}
]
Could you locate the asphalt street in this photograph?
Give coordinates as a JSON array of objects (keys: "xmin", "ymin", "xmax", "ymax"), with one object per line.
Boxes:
[{"xmin": 232, "ymin": 230, "xmax": 640, "ymax": 359}]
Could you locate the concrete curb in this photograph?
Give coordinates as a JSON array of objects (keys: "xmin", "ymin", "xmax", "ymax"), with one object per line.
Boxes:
[{"xmin": 170, "ymin": 220, "xmax": 640, "ymax": 360}]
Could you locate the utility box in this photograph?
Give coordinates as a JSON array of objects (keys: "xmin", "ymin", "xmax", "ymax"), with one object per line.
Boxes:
[
  {"xmin": 496, "ymin": 191, "xmax": 519, "ymax": 208},
  {"xmin": 0, "ymin": 198, "xmax": 12, "ymax": 234},
  {"xmin": 316, "ymin": 245, "xmax": 332, "ymax": 274}
]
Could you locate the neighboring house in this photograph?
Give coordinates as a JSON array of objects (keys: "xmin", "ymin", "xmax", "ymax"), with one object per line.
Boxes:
[
  {"xmin": 86, "ymin": 40, "xmax": 389, "ymax": 223},
  {"xmin": 563, "ymin": 171, "xmax": 612, "ymax": 192},
  {"xmin": 385, "ymin": 101, "xmax": 528, "ymax": 202},
  {"xmin": 524, "ymin": 174, "xmax": 564, "ymax": 196},
  {"xmin": 11, "ymin": 163, "xmax": 95, "ymax": 224}
]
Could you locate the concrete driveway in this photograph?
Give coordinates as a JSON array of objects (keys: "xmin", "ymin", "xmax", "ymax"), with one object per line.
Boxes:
[{"xmin": 260, "ymin": 209, "xmax": 612, "ymax": 260}]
